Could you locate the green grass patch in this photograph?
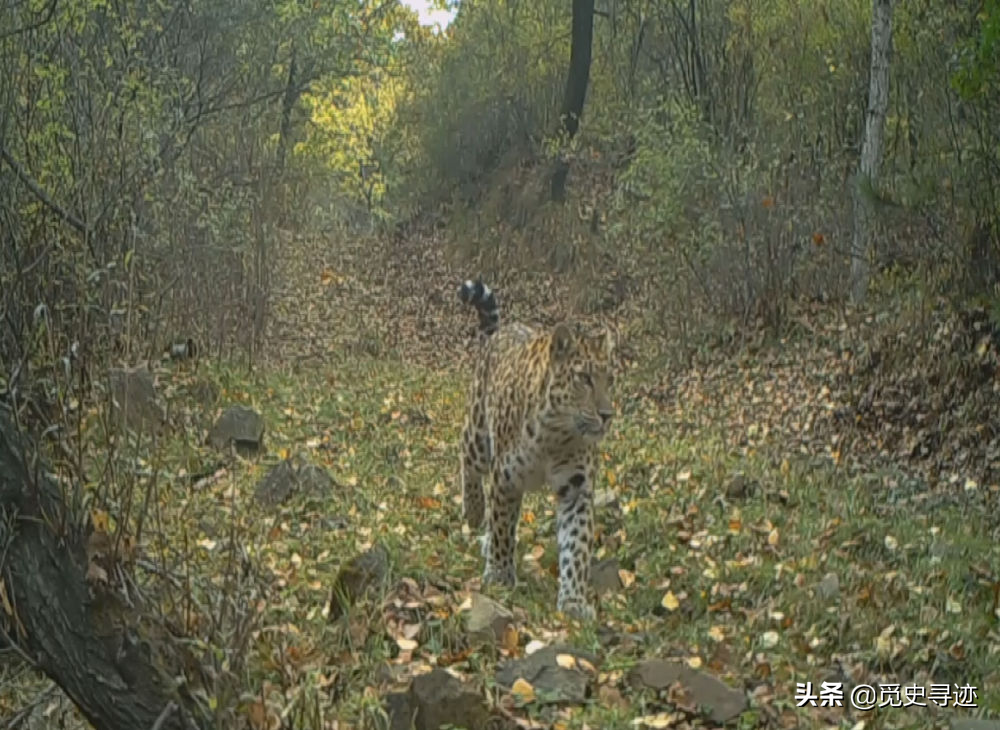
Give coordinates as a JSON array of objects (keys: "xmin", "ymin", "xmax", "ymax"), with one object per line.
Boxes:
[{"xmin": 11, "ymin": 355, "xmax": 997, "ymax": 729}]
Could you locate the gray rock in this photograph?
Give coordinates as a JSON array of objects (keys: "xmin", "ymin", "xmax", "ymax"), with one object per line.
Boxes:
[
  {"xmin": 296, "ymin": 462, "xmax": 335, "ymax": 495},
  {"xmin": 383, "ymin": 691, "xmax": 415, "ymax": 730},
  {"xmin": 408, "ymin": 669, "xmax": 489, "ymax": 730},
  {"xmin": 629, "ymin": 658, "xmax": 747, "ymax": 724},
  {"xmin": 108, "ymin": 366, "xmax": 166, "ymax": 435},
  {"xmin": 466, "ymin": 593, "xmax": 514, "ymax": 643},
  {"xmin": 208, "ymin": 405, "xmax": 264, "ymax": 456},
  {"xmin": 254, "ymin": 460, "xmax": 336, "ymax": 507},
  {"xmin": 725, "ymin": 474, "xmax": 759, "ymax": 500},
  {"xmin": 496, "ymin": 645, "xmax": 599, "ymax": 705},
  {"xmin": 328, "ymin": 543, "xmax": 389, "ymax": 620},
  {"xmin": 254, "ymin": 459, "xmax": 297, "ymax": 506},
  {"xmin": 816, "ymin": 572, "xmax": 840, "ymax": 601},
  {"xmin": 592, "ymin": 557, "xmax": 622, "ymax": 595},
  {"xmin": 629, "ymin": 657, "xmax": 685, "ymax": 690}
]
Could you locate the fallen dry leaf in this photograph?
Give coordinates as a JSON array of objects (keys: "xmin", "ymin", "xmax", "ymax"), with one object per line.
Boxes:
[
  {"xmin": 661, "ymin": 591, "xmax": 680, "ymax": 611},
  {"xmin": 556, "ymin": 653, "xmax": 577, "ymax": 669},
  {"xmin": 510, "ymin": 677, "xmax": 536, "ymax": 703},
  {"xmin": 525, "ymin": 640, "xmax": 546, "ymax": 655},
  {"xmin": 618, "ymin": 568, "xmax": 636, "ymax": 588},
  {"xmin": 632, "ymin": 712, "xmax": 680, "ymax": 728}
]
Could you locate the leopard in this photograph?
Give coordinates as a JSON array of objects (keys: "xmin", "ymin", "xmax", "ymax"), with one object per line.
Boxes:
[{"xmin": 457, "ymin": 278, "xmax": 617, "ymax": 620}]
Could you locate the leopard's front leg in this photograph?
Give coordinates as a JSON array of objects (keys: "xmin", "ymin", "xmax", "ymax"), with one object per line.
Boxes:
[{"xmin": 552, "ymin": 462, "xmax": 596, "ymax": 620}]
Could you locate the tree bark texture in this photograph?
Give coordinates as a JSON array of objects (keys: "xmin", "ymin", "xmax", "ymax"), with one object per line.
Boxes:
[
  {"xmin": 0, "ymin": 411, "xmax": 209, "ymax": 730},
  {"xmin": 851, "ymin": 0, "xmax": 894, "ymax": 304},
  {"xmin": 550, "ymin": 0, "xmax": 595, "ymax": 202},
  {"xmin": 276, "ymin": 47, "xmax": 300, "ymax": 174}
]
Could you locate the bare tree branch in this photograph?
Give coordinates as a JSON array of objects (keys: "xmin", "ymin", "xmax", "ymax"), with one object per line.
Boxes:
[
  {"xmin": 0, "ymin": 145, "xmax": 89, "ymax": 235},
  {"xmin": 0, "ymin": 0, "xmax": 58, "ymax": 40}
]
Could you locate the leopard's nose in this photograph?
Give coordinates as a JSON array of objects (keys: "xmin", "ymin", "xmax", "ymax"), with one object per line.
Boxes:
[{"xmin": 599, "ymin": 410, "xmax": 613, "ymax": 425}]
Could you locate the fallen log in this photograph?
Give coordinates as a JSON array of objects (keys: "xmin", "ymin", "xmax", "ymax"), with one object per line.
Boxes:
[{"xmin": 0, "ymin": 409, "xmax": 210, "ymax": 730}]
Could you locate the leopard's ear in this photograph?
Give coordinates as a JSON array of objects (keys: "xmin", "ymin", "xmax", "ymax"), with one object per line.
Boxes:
[
  {"xmin": 589, "ymin": 324, "xmax": 616, "ymax": 360},
  {"xmin": 551, "ymin": 323, "xmax": 575, "ymax": 361},
  {"xmin": 600, "ymin": 326, "xmax": 616, "ymax": 359}
]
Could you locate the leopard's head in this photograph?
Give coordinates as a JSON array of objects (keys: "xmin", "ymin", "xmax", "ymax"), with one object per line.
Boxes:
[{"xmin": 545, "ymin": 322, "xmax": 617, "ymax": 443}]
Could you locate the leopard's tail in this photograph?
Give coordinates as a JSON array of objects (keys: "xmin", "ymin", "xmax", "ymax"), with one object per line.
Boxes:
[{"xmin": 459, "ymin": 279, "xmax": 500, "ymax": 336}]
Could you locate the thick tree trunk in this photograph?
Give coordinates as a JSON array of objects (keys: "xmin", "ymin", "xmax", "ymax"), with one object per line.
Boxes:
[
  {"xmin": 850, "ymin": 0, "xmax": 894, "ymax": 304},
  {"xmin": 550, "ymin": 0, "xmax": 595, "ymax": 202},
  {"xmin": 0, "ymin": 411, "xmax": 209, "ymax": 730}
]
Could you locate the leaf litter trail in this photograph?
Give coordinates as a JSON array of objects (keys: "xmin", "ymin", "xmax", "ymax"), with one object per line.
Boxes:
[
  {"xmin": 262, "ymin": 229, "xmax": 458, "ymax": 368},
  {"xmin": 263, "ymin": 229, "xmax": 591, "ymax": 371},
  {"xmin": 262, "ymin": 229, "xmax": 484, "ymax": 370},
  {"xmin": 251, "ymin": 230, "xmax": 1000, "ymax": 729}
]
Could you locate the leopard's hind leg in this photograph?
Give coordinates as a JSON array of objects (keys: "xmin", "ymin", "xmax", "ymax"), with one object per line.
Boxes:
[{"xmin": 460, "ymin": 413, "xmax": 490, "ymax": 529}]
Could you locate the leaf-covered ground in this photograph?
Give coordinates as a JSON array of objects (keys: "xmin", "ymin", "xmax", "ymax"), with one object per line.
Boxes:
[
  {"xmin": 4, "ymin": 230, "xmax": 999, "ymax": 729},
  {"xmin": 167, "ymin": 347, "xmax": 998, "ymax": 729},
  {"xmin": 200, "ymin": 231, "xmax": 1000, "ymax": 728}
]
